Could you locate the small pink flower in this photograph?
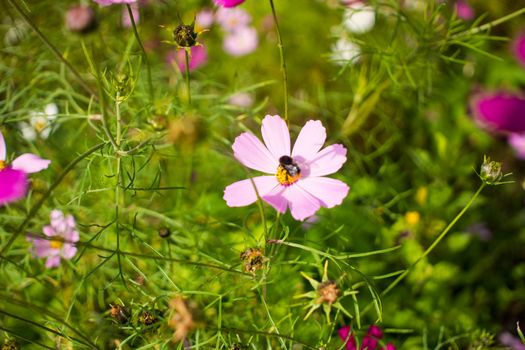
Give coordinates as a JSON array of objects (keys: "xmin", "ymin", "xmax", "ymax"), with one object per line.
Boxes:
[
  {"xmin": 216, "ymin": 7, "xmax": 252, "ymax": 32},
  {"xmin": 168, "ymin": 45, "xmax": 208, "ymax": 72},
  {"xmin": 338, "ymin": 325, "xmax": 357, "ymax": 350},
  {"xmin": 223, "ymin": 26, "xmax": 258, "ymax": 56},
  {"xmin": 214, "ymin": 0, "xmax": 245, "ymax": 8},
  {"xmin": 513, "ymin": 33, "xmax": 525, "ymax": 68},
  {"xmin": 224, "ymin": 115, "xmax": 350, "ymax": 221},
  {"xmin": 508, "ymin": 133, "xmax": 525, "ymax": 159},
  {"xmin": 470, "ymin": 91, "xmax": 525, "ymax": 134},
  {"xmin": 455, "ymin": 0, "xmax": 474, "ymax": 20},
  {"xmin": 122, "ymin": 2, "xmax": 139, "ymax": 28},
  {"xmin": 0, "ymin": 130, "xmax": 50, "ymax": 206},
  {"xmin": 93, "ymin": 0, "xmax": 136, "ymax": 6},
  {"xmin": 196, "ymin": 9, "xmax": 215, "ymax": 30},
  {"xmin": 28, "ymin": 210, "xmax": 79, "ymax": 268},
  {"xmin": 338, "ymin": 325, "xmax": 395, "ymax": 350}
]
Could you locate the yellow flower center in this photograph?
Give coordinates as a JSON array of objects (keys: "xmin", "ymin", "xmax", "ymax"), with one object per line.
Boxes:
[
  {"xmin": 276, "ymin": 156, "xmax": 301, "ymax": 186},
  {"xmin": 34, "ymin": 120, "xmax": 47, "ymax": 133},
  {"xmin": 0, "ymin": 160, "xmax": 5, "ymax": 171},
  {"xmin": 50, "ymin": 237, "xmax": 64, "ymax": 249}
]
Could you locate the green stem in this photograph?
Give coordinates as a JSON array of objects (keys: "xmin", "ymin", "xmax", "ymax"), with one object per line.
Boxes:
[
  {"xmin": 268, "ymin": 0, "xmax": 289, "ymax": 122},
  {"xmin": 360, "ymin": 182, "xmax": 486, "ymax": 316},
  {"xmin": 0, "ymin": 142, "xmax": 106, "ymax": 258},
  {"xmin": 126, "ymin": 4, "xmax": 154, "ymax": 102},
  {"xmin": 7, "ymin": 0, "xmax": 96, "ymax": 98},
  {"xmin": 450, "ymin": 7, "xmax": 525, "ymax": 40},
  {"xmin": 116, "ymin": 93, "xmax": 122, "ymax": 147},
  {"xmin": 184, "ymin": 48, "xmax": 192, "ymax": 106}
]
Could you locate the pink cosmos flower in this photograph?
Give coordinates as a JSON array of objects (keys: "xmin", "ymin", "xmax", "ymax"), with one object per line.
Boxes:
[
  {"xmin": 168, "ymin": 45, "xmax": 208, "ymax": 72},
  {"xmin": 196, "ymin": 9, "xmax": 215, "ymax": 30},
  {"xmin": 223, "ymin": 115, "xmax": 349, "ymax": 221},
  {"xmin": 122, "ymin": 2, "xmax": 139, "ymax": 28},
  {"xmin": 216, "ymin": 7, "xmax": 252, "ymax": 32},
  {"xmin": 513, "ymin": 33, "xmax": 525, "ymax": 68},
  {"xmin": 214, "ymin": 0, "xmax": 245, "ymax": 8},
  {"xmin": 223, "ymin": 26, "xmax": 258, "ymax": 56},
  {"xmin": 28, "ymin": 210, "xmax": 79, "ymax": 268},
  {"xmin": 455, "ymin": 0, "xmax": 474, "ymax": 20},
  {"xmin": 93, "ymin": 0, "xmax": 136, "ymax": 6},
  {"xmin": 470, "ymin": 92, "xmax": 525, "ymax": 134},
  {"xmin": 338, "ymin": 325, "xmax": 396, "ymax": 350},
  {"xmin": 508, "ymin": 133, "xmax": 525, "ymax": 159},
  {"xmin": 0, "ymin": 130, "xmax": 50, "ymax": 206}
]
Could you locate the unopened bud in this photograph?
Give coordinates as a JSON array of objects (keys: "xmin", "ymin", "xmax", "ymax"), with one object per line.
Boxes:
[
  {"xmin": 173, "ymin": 24, "xmax": 197, "ymax": 48},
  {"xmin": 159, "ymin": 227, "xmax": 171, "ymax": 238},
  {"xmin": 480, "ymin": 156, "xmax": 503, "ymax": 184}
]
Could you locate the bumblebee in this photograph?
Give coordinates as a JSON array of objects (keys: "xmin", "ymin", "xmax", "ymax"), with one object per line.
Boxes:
[{"xmin": 278, "ymin": 155, "xmax": 301, "ymax": 177}]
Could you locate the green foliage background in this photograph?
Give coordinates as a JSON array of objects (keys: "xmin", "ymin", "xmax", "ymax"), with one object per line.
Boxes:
[{"xmin": 0, "ymin": 0, "xmax": 525, "ymax": 348}]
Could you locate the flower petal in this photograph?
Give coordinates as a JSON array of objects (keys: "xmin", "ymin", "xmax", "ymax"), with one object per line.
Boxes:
[
  {"xmin": 0, "ymin": 168, "xmax": 28, "ymax": 206},
  {"xmin": 509, "ymin": 133, "xmax": 525, "ymax": 159},
  {"xmin": 292, "ymin": 120, "xmax": 326, "ymax": 161},
  {"xmin": 43, "ymin": 225, "xmax": 56, "ymax": 237},
  {"xmin": 232, "ymin": 132, "xmax": 277, "ymax": 173},
  {"xmin": 299, "ymin": 177, "xmax": 349, "ymax": 208},
  {"xmin": 0, "ymin": 130, "xmax": 6, "ymax": 161},
  {"xmin": 470, "ymin": 92, "xmax": 525, "ymax": 133},
  {"xmin": 261, "ymin": 115, "xmax": 291, "ymax": 159},
  {"xmin": 262, "ymin": 185, "xmax": 288, "ymax": 213},
  {"xmin": 282, "ymin": 185, "xmax": 320, "ymax": 221},
  {"xmin": 12, "ymin": 153, "xmax": 51, "ymax": 174},
  {"xmin": 307, "ymin": 144, "xmax": 347, "ymax": 177},
  {"xmin": 224, "ymin": 175, "xmax": 279, "ymax": 207},
  {"xmin": 45, "ymin": 255, "xmax": 61, "ymax": 268},
  {"xmin": 62, "ymin": 244, "xmax": 78, "ymax": 259}
]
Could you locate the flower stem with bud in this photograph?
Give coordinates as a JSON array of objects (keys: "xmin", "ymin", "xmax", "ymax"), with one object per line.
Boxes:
[{"xmin": 184, "ymin": 48, "xmax": 192, "ymax": 106}]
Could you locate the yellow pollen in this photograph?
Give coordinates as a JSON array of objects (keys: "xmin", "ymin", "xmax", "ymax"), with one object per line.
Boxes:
[
  {"xmin": 0, "ymin": 160, "xmax": 5, "ymax": 170},
  {"xmin": 50, "ymin": 238, "xmax": 64, "ymax": 249},
  {"xmin": 276, "ymin": 165, "xmax": 301, "ymax": 186},
  {"xmin": 34, "ymin": 121, "xmax": 46, "ymax": 133}
]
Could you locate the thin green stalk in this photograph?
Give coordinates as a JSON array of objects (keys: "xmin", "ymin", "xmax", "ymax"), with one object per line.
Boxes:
[
  {"xmin": 268, "ymin": 0, "xmax": 289, "ymax": 122},
  {"xmin": 7, "ymin": 0, "xmax": 96, "ymax": 98},
  {"xmin": 0, "ymin": 142, "xmax": 106, "ymax": 258},
  {"xmin": 360, "ymin": 183, "xmax": 486, "ymax": 317},
  {"xmin": 116, "ymin": 93, "xmax": 122, "ymax": 147},
  {"xmin": 184, "ymin": 48, "xmax": 192, "ymax": 106},
  {"xmin": 126, "ymin": 4, "xmax": 154, "ymax": 102},
  {"xmin": 450, "ymin": 7, "xmax": 525, "ymax": 40}
]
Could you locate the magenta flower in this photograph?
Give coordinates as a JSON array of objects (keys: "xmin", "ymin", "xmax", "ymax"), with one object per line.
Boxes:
[
  {"xmin": 338, "ymin": 325, "xmax": 396, "ymax": 350},
  {"xmin": 455, "ymin": 0, "xmax": 474, "ymax": 20},
  {"xmin": 214, "ymin": 0, "xmax": 245, "ymax": 8},
  {"xmin": 0, "ymin": 130, "xmax": 50, "ymax": 206},
  {"xmin": 470, "ymin": 92, "xmax": 525, "ymax": 134},
  {"xmin": 223, "ymin": 26, "xmax": 258, "ymax": 56},
  {"xmin": 223, "ymin": 115, "xmax": 349, "ymax": 221},
  {"xmin": 93, "ymin": 0, "xmax": 136, "ymax": 6},
  {"xmin": 168, "ymin": 45, "xmax": 208, "ymax": 72},
  {"xmin": 513, "ymin": 33, "xmax": 525, "ymax": 68},
  {"xmin": 28, "ymin": 210, "xmax": 79, "ymax": 268}
]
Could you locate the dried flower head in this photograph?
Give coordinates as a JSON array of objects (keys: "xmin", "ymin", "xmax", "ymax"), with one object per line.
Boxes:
[
  {"xmin": 173, "ymin": 23, "xmax": 197, "ymax": 48},
  {"xmin": 240, "ymin": 247, "xmax": 267, "ymax": 275},
  {"xmin": 139, "ymin": 310, "xmax": 159, "ymax": 326},
  {"xmin": 168, "ymin": 297, "xmax": 196, "ymax": 342},
  {"xmin": 110, "ymin": 304, "xmax": 130, "ymax": 324},
  {"xmin": 317, "ymin": 280, "xmax": 340, "ymax": 305},
  {"xmin": 1, "ymin": 339, "xmax": 19, "ymax": 350}
]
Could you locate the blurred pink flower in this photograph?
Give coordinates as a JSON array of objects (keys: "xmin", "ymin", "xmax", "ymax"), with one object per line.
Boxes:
[
  {"xmin": 167, "ymin": 45, "xmax": 208, "ymax": 72},
  {"xmin": 223, "ymin": 115, "xmax": 349, "ymax": 221},
  {"xmin": 65, "ymin": 5, "xmax": 97, "ymax": 33},
  {"xmin": 223, "ymin": 26, "xmax": 258, "ymax": 56},
  {"xmin": 122, "ymin": 2, "xmax": 139, "ymax": 28},
  {"xmin": 196, "ymin": 9, "xmax": 214, "ymax": 30},
  {"xmin": 499, "ymin": 332, "xmax": 525, "ymax": 350},
  {"xmin": 338, "ymin": 325, "xmax": 395, "ymax": 350},
  {"xmin": 470, "ymin": 92, "xmax": 525, "ymax": 134},
  {"xmin": 214, "ymin": 0, "xmax": 245, "ymax": 8},
  {"xmin": 28, "ymin": 210, "xmax": 79, "ymax": 268},
  {"xmin": 93, "ymin": 0, "xmax": 136, "ymax": 6},
  {"xmin": 216, "ymin": 7, "xmax": 252, "ymax": 32},
  {"xmin": 228, "ymin": 92, "xmax": 254, "ymax": 108},
  {"xmin": 0, "ymin": 130, "xmax": 50, "ymax": 206},
  {"xmin": 513, "ymin": 33, "xmax": 525, "ymax": 68},
  {"xmin": 509, "ymin": 133, "xmax": 525, "ymax": 159},
  {"xmin": 455, "ymin": 0, "xmax": 474, "ymax": 20}
]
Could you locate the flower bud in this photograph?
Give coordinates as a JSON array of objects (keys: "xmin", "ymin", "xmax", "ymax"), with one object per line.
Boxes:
[
  {"xmin": 173, "ymin": 24, "xmax": 197, "ymax": 48},
  {"xmin": 479, "ymin": 156, "xmax": 503, "ymax": 184},
  {"xmin": 159, "ymin": 227, "xmax": 171, "ymax": 238},
  {"xmin": 317, "ymin": 280, "xmax": 339, "ymax": 305},
  {"xmin": 240, "ymin": 248, "xmax": 267, "ymax": 275}
]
